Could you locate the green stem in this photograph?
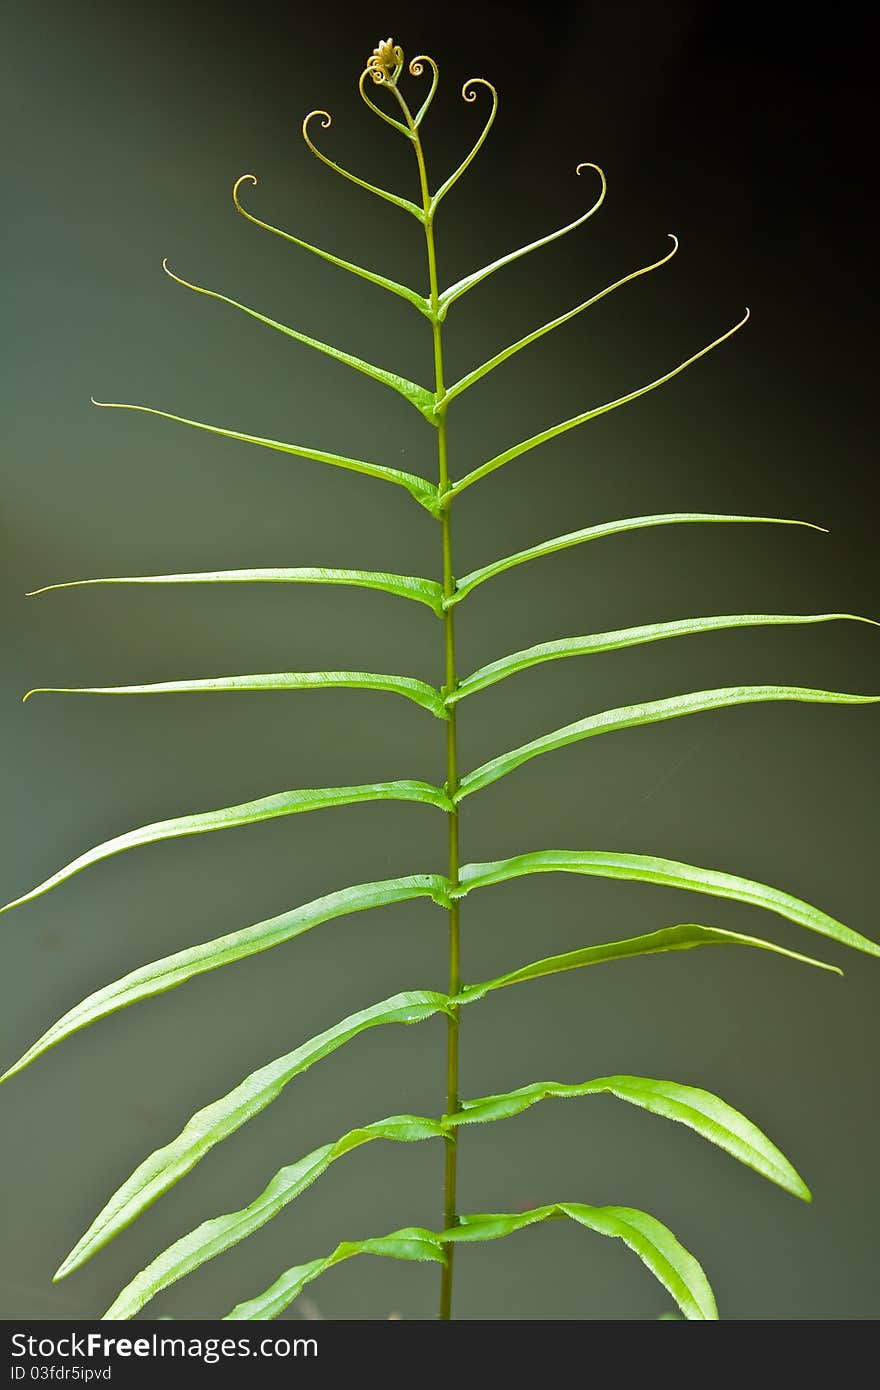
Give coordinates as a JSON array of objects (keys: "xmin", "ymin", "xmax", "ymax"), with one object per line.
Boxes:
[
  {"xmin": 439, "ymin": 466, "xmax": 461, "ymax": 1326},
  {"xmin": 394, "ymin": 82, "xmax": 461, "ymax": 1320}
]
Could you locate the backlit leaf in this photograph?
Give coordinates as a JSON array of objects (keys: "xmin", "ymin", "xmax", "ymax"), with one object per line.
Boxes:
[
  {"xmin": 0, "ymin": 782, "xmax": 449, "ymax": 919},
  {"xmin": 456, "ymin": 686, "xmax": 879, "ymax": 796},
  {"xmin": 456, "ymin": 849, "xmax": 880, "ymax": 958}
]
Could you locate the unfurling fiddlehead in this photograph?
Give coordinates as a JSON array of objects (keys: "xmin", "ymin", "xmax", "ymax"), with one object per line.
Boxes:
[{"xmin": 4, "ymin": 35, "xmax": 877, "ymax": 1325}]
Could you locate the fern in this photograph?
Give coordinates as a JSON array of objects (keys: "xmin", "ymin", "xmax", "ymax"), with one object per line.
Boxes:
[{"xmin": 4, "ymin": 36, "xmax": 878, "ymax": 1322}]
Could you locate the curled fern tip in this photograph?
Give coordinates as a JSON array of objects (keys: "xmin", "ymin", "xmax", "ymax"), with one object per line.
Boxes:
[{"xmin": 367, "ymin": 37, "xmax": 404, "ymax": 85}]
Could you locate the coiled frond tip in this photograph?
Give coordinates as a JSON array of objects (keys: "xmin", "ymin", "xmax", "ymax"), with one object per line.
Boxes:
[
  {"xmin": 232, "ymin": 173, "xmax": 258, "ymax": 210},
  {"xmin": 303, "ymin": 109, "xmax": 333, "ymax": 138},
  {"xmin": 366, "ymin": 38, "xmax": 404, "ymax": 86},
  {"xmin": 462, "ymin": 76, "xmax": 496, "ymax": 105}
]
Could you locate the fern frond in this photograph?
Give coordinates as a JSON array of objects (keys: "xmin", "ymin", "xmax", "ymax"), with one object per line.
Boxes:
[{"xmin": 10, "ymin": 36, "xmax": 876, "ymax": 1324}]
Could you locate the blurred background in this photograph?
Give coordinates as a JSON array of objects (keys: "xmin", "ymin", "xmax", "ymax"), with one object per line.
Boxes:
[{"xmin": 2, "ymin": 0, "xmax": 877, "ymax": 1320}]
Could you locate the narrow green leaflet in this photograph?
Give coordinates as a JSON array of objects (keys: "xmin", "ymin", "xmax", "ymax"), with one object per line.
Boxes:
[
  {"xmin": 224, "ymin": 1227, "xmax": 447, "ymax": 1321},
  {"xmin": 409, "ymin": 54, "xmax": 439, "ymax": 127},
  {"xmin": 448, "ymin": 513, "xmax": 825, "ymax": 604},
  {"xmin": 437, "ymin": 163, "xmax": 607, "ymax": 317},
  {"xmin": 452, "ymin": 1076, "xmax": 810, "ymax": 1199},
  {"xmin": 0, "ymin": 781, "xmax": 449, "ymax": 919},
  {"xmin": 163, "ymin": 261, "xmax": 436, "ymax": 420},
  {"xmin": 455, "ymin": 925, "xmax": 839, "ymax": 1006},
  {"xmin": 430, "ymin": 78, "xmax": 498, "ymax": 209},
  {"xmin": 444, "ymin": 235, "xmax": 679, "ymax": 403},
  {"xmin": 232, "ymin": 173, "xmax": 431, "ymax": 315},
  {"xmin": 1, "ymin": 875, "xmax": 451, "ymax": 1083},
  {"xmin": 26, "ymin": 670, "xmax": 447, "ymax": 718},
  {"xmin": 225, "ymin": 1202, "xmax": 715, "ymax": 1321},
  {"xmin": 302, "ymin": 109, "xmax": 424, "ymax": 222},
  {"xmin": 450, "ymin": 310, "xmax": 749, "ymax": 495},
  {"xmin": 457, "ymin": 685, "xmax": 879, "ymax": 797},
  {"xmin": 450, "ymin": 615, "xmax": 878, "ymax": 703},
  {"xmin": 27, "ymin": 567, "xmax": 445, "ymax": 615},
  {"xmin": 455, "ymin": 849, "xmax": 880, "ymax": 958},
  {"xmin": 54, "ymin": 991, "xmax": 452, "ymax": 1281},
  {"xmin": 104, "ymin": 1117, "xmax": 446, "ymax": 1320},
  {"xmin": 90, "ymin": 401, "xmax": 439, "ymax": 512},
  {"xmin": 445, "ymin": 1204, "xmax": 718, "ymax": 1320}
]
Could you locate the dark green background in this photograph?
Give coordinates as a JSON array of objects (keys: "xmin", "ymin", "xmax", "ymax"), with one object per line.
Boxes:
[{"xmin": 3, "ymin": 0, "xmax": 878, "ymax": 1320}]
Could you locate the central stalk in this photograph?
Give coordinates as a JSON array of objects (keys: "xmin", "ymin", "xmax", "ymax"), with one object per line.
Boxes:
[
  {"xmin": 392, "ymin": 82, "xmax": 461, "ymax": 1319},
  {"xmin": 437, "ymin": 442, "xmax": 461, "ymax": 1324}
]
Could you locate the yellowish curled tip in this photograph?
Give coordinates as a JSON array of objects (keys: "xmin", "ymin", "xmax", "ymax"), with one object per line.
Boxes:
[
  {"xmin": 462, "ymin": 77, "xmax": 493, "ymax": 102},
  {"xmin": 366, "ymin": 37, "xmax": 404, "ymax": 85},
  {"xmin": 232, "ymin": 173, "xmax": 258, "ymax": 211},
  {"xmin": 576, "ymin": 161, "xmax": 606, "ymax": 182},
  {"xmin": 302, "ymin": 109, "xmax": 332, "ymax": 146},
  {"xmin": 409, "ymin": 54, "xmax": 436, "ymax": 79},
  {"xmin": 575, "ymin": 162, "xmax": 607, "ymax": 208},
  {"xmin": 161, "ymin": 261, "xmax": 201, "ymax": 296}
]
